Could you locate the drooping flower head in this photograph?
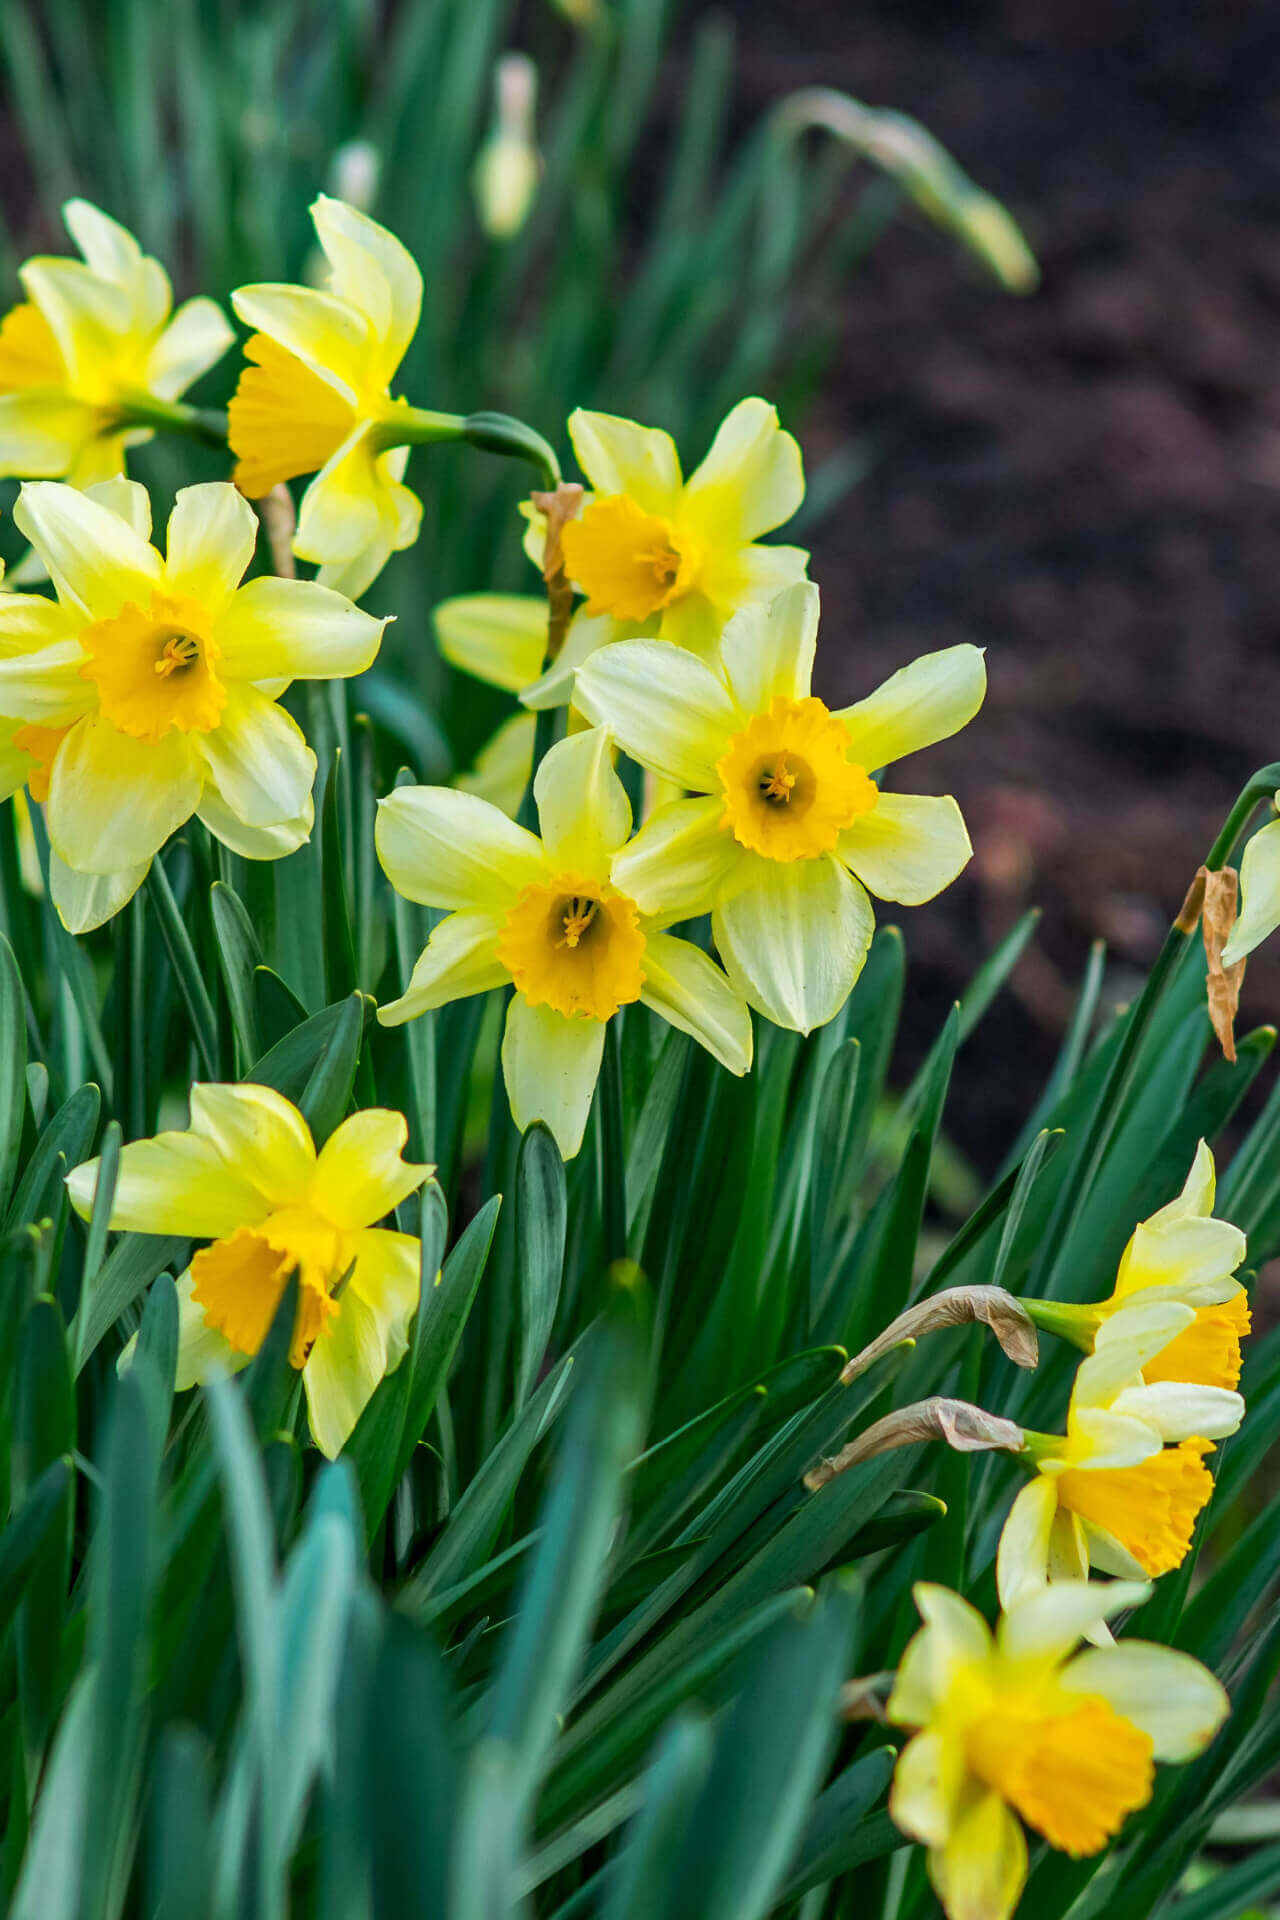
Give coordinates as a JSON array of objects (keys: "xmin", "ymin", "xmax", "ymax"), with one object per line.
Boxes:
[
  {"xmin": 1029, "ymin": 1142, "xmax": 1250, "ymax": 1392},
  {"xmin": 997, "ymin": 1307, "xmax": 1243, "ymax": 1611},
  {"xmin": 0, "ymin": 200, "xmax": 232, "ymax": 486},
  {"xmin": 1220, "ymin": 799, "xmax": 1280, "ymax": 970},
  {"xmin": 888, "ymin": 1580, "xmax": 1228, "ymax": 1920},
  {"xmin": 67, "ymin": 1085, "xmax": 431, "ymax": 1457},
  {"xmin": 375, "ymin": 727, "xmax": 752, "ymax": 1157},
  {"xmin": 228, "ymin": 196, "xmax": 424, "ymax": 597},
  {"xmin": 0, "ymin": 478, "xmax": 386, "ymax": 930},
  {"xmin": 435, "ymin": 398, "xmax": 809, "ymax": 710},
  {"xmin": 573, "ymin": 580, "xmax": 984, "ymax": 1033}
]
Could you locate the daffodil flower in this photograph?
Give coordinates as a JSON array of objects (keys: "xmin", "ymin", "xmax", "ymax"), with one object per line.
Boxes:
[
  {"xmin": 1220, "ymin": 803, "xmax": 1280, "ymax": 968},
  {"xmin": 375, "ymin": 727, "xmax": 752, "ymax": 1158},
  {"xmin": 0, "ymin": 199, "xmax": 232, "ymax": 486},
  {"xmin": 572, "ymin": 580, "xmax": 983, "ymax": 1033},
  {"xmin": 888, "ymin": 1579, "xmax": 1228, "ymax": 1920},
  {"xmin": 436, "ymin": 397, "xmax": 809, "ymax": 708},
  {"xmin": 1028, "ymin": 1141, "xmax": 1250, "ymax": 1392},
  {"xmin": 228, "ymin": 196, "xmax": 425, "ymax": 598},
  {"xmin": 0, "ymin": 477, "xmax": 386, "ymax": 931},
  {"xmin": 67, "ymin": 1084, "xmax": 431, "ymax": 1457},
  {"xmin": 997, "ymin": 1308, "xmax": 1243, "ymax": 1611}
]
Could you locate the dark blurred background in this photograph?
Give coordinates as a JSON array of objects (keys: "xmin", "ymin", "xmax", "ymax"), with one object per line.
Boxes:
[{"xmin": 4, "ymin": 0, "xmax": 1280, "ymax": 1171}]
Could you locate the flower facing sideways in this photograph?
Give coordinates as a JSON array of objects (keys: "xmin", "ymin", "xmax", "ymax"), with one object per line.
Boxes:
[
  {"xmin": 997, "ymin": 1307, "xmax": 1244, "ymax": 1613},
  {"xmin": 887, "ymin": 1580, "xmax": 1228, "ymax": 1920},
  {"xmin": 375, "ymin": 727, "xmax": 752, "ymax": 1158},
  {"xmin": 0, "ymin": 478, "xmax": 386, "ymax": 931},
  {"xmin": 573, "ymin": 580, "xmax": 984, "ymax": 1033},
  {"xmin": 66, "ymin": 1085, "xmax": 432, "ymax": 1457},
  {"xmin": 1027, "ymin": 1141, "xmax": 1250, "ymax": 1393},
  {"xmin": 0, "ymin": 199, "xmax": 232, "ymax": 487},
  {"xmin": 229, "ymin": 196, "xmax": 424, "ymax": 597},
  {"xmin": 436, "ymin": 397, "xmax": 809, "ymax": 710}
]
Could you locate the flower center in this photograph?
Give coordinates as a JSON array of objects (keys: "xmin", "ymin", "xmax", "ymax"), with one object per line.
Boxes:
[
  {"xmin": 967, "ymin": 1691, "xmax": 1154, "ymax": 1857},
  {"xmin": 189, "ymin": 1204, "xmax": 353, "ymax": 1369},
  {"xmin": 560, "ymin": 493, "xmax": 699, "ymax": 622},
  {"xmin": 1056, "ymin": 1437, "xmax": 1215, "ymax": 1576},
  {"xmin": 717, "ymin": 695, "xmax": 879, "ymax": 861},
  {"xmin": 497, "ymin": 872, "xmax": 647, "ymax": 1021},
  {"xmin": 1139, "ymin": 1289, "xmax": 1250, "ymax": 1392},
  {"xmin": 79, "ymin": 591, "xmax": 226, "ymax": 742}
]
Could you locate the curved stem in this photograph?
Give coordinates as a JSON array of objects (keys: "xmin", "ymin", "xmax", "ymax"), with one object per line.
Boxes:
[{"xmin": 113, "ymin": 393, "xmax": 229, "ymax": 447}]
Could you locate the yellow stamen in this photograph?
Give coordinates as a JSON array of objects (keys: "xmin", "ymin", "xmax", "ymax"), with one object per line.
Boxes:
[
  {"xmin": 1057, "ymin": 1438, "xmax": 1215, "ymax": 1576},
  {"xmin": 1142, "ymin": 1288, "xmax": 1250, "ymax": 1392},
  {"xmin": 498, "ymin": 871, "xmax": 646, "ymax": 1021},
  {"xmin": 968, "ymin": 1693, "xmax": 1154, "ymax": 1856},
  {"xmin": 560, "ymin": 493, "xmax": 698, "ymax": 621},
  {"xmin": 79, "ymin": 591, "xmax": 226, "ymax": 741},
  {"xmin": 717, "ymin": 696, "xmax": 879, "ymax": 861}
]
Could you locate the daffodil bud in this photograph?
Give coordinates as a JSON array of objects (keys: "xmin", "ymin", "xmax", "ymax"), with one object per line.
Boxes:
[{"xmin": 473, "ymin": 54, "xmax": 541, "ymax": 240}]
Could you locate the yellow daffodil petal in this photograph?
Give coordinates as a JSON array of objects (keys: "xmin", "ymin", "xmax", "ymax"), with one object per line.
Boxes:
[
  {"xmin": 0, "ymin": 639, "xmax": 92, "ymax": 725},
  {"xmin": 533, "ymin": 727, "xmax": 630, "ymax": 875},
  {"xmin": 302, "ymin": 1228, "xmax": 419, "ymax": 1457},
  {"xmin": 573, "ymin": 638, "xmax": 738, "ymax": 791},
  {"xmin": 434, "ymin": 591, "xmax": 549, "ymax": 694},
  {"xmin": 62, "ymin": 199, "xmax": 168, "ymax": 323},
  {"xmin": 889, "ymin": 1730, "xmax": 965, "ymax": 1849},
  {"xmin": 144, "ymin": 296, "xmax": 235, "ymax": 400},
  {"xmin": 1222, "ymin": 815, "xmax": 1280, "ymax": 966},
  {"xmin": 567, "ymin": 407, "xmax": 682, "ymax": 511},
  {"xmin": 48, "ymin": 848, "xmax": 149, "ymax": 933},
  {"xmin": 712, "ymin": 854, "xmax": 874, "ymax": 1034},
  {"xmin": 19, "ymin": 257, "xmax": 133, "ymax": 389},
  {"xmin": 652, "ymin": 591, "xmax": 724, "ymax": 660},
  {"xmin": 0, "ymin": 590, "xmax": 82, "ymax": 654},
  {"xmin": 312, "ymin": 1109, "xmax": 431, "ymax": 1229},
  {"xmin": 699, "ymin": 538, "xmax": 810, "ymax": 613},
  {"xmin": 229, "ymin": 283, "xmax": 371, "ymax": 403},
  {"xmin": 995, "ymin": 1579, "xmax": 1151, "ymax": 1665},
  {"xmin": 375, "ymin": 784, "xmax": 548, "ymax": 912},
  {"xmin": 296, "ymin": 428, "xmax": 423, "ymax": 600},
  {"xmin": 457, "ymin": 713, "xmax": 536, "ymax": 819},
  {"xmin": 837, "ymin": 792, "xmax": 973, "ymax": 905},
  {"xmin": 0, "ymin": 392, "xmax": 101, "ymax": 479},
  {"xmin": 47, "ymin": 714, "xmax": 203, "ymax": 873},
  {"xmin": 639, "ymin": 930, "xmax": 752, "ymax": 1076},
  {"xmin": 996, "ymin": 1477, "xmax": 1058, "ymax": 1613},
  {"xmin": 14, "ymin": 479, "xmax": 162, "ymax": 618},
  {"xmin": 836, "ymin": 644, "xmax": 986, "ymax": 772},
  {"xmin": 67, "ymin": 1128, "xmax": 268, "ymax": 1238},
  {"xmin": 311, "ymin": 195, "xmax": 421, "ymax": 377},
  {"xmin": 1061, "ymin": 1642, "xmax": 1230, "ymax": 1763},
  {"xmin": 501, "ymin": 994, "xmax": 606, "ymax": 1159},
  {"xmin": 187, "ymin": 1081, "xmax": 317, "ymax": 1206},
  {"xmin": 378, "ymin": 910, "xmax": 509, "ymax": 1025},
  {"xmin": 172, "ymin": 1266, "xmax": 249, "ymax": 1389},
  {"xmin": 87, "ymin": 474, "xmax": 152, "ymax": 539},
  {"xmin": 0, "ymin": 722, "xmax": 34, "ymax": 803},
  {"xmin": 521, "ymin": 609, "xmax": 631, "ymax": 712},
  {"xmin": 163, "ymin": 483, "xmax": 257, "ymax": 608},
  {"xmin": 195, "ymin": 685, "xmax": 316, "ymax": 828},
  {"xmin": 1062, "ymin": 1404, "xmax": 1165, "ymax": 1471},
  {"xmin": 1109, "ymin": 1380, "xmax": 1243, "ymax": 1443},
  {"xmin": 718, "ymin": 581, "xmax": 819, "ymax": 714},
  {"xmin": 930, "ymin": 1787, "xmax": 1027, "ymax": 1920},
  {"xmin": 213, "ymin": 576, "xmax": 387, "ymax": 682},
  {"xmin": 1115, "ymin": 1211, "xmax": 1247, "ymax": 1307},
  {"xmin": 197, "ymin": 791, "xmax": 314, "ymax": 862},
  {"xmin": 679, "ymin": 396, "xmax": 804, "ymax": 543},
  {"xmin": 611, "ymin": 795, "xmax": 746, "ymax": 925}
]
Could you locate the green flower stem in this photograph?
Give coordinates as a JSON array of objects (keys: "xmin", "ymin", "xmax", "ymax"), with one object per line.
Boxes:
[
  {"xmin": 113, "ymin": 392, "xmax": 229, "ymax": 446},
  {"xmin": 600, "ymin": 1016, "xmax": 627, "ymax": 1264},
  {"xmin": 381, "ymin": 405, "xmax": 468, "ymax": 448},
  {"xmin": 1022, "ymin": 1297, "xmax": 1099, "ymax": 1352},
  {"xmin": 379, "ymin": 405, "xmax": 561, "ymax": 492}
]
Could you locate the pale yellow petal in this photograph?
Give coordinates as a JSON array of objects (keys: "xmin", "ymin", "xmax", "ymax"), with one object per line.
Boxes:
[
  {"xmin": 572, "ymin": 639, "xmax": 738, "ymax": 791},
  {"xmin": 501, "ymin": 994, "xmax": 605, "ymax": 1159},
  {"xmin": 929, "ymin": 1789, "xmax": 1027, "ymax": 1920},
  {"xmin": 838, "ymin": 792, "xmax": 972, "ymax": 905},
  {"xmin": 188, "ymin": 1082, "xmax": 316, "ymax": 1204},
  {"xmin": 567, "ymin": 408, "xmax": 682, "ymax": 511},
  {"xmin": 377, "ymin": 910, "xmax": 509, "ymax": 1024},
  {"xmin": 718, "ymin": 581, "xmax": 818, "ymax": 713},
  {"xmin": 214, "ymin": 576, "xmax": 387, "ymax": 682},
  {"xmin": 312, "ymin": 195, "xmax": 421, "ymax": 376},
  {"xmin": 434, "ymin": 592, "xmax": 548, "ymax": 694},
  {"xmin": 995, "ymin": 1477, "xmax": 1057, "ymax": 1613},
  {"xmin": 1222, "ymin": 816, "xmax": 1280, "ymax": 966},
  {"xmin": 144, "ymin": 296, "xmax": 235, "ymax": 400},
  {"xmin": 295, "ymin": 426, "xmax": 422, "ymax": 599},
  {"xmin": 639, "ymin": 930, "xmax": 752, "ymax": 1075},
  {"xmin": 712, "ymin": 854, "xmax": 874, "ymax": 1033},
  {"xmin": 312, "ymin": 1109, "xmax": 430, "ymax": 1229},
  {"xmin": 1061, "ymin": 1642, "xmax": 1229, "ymax": 1763},
  {"xmin": 376, "ymin": 784, "xmax": 548, "ymax": 912},
  {"xmin": 0, "ymin": 392, "xmax": 102, "ymax": 480},
  {"xmin": 197, "ymin": 790, "xmax": 313, "ymax": 862},
  {"xmin": 0, "ymin": 640, "xmax": 93, "ymax": 725},
  {"xmin": 66, "ymin": 1129, "xmax": 269, "ymax": 1238},
  {"xmin": 889, "ymin": 1730, "xmax": 965, "ymax": 1849},
  {"xmin": 996, "ymin": 1580, "xmax": 1153, "ymax": 1665},
  {"xmin": 680, "ymin": 397, "xmax": 805, "ymax": 542},
  {"xmin": 229, "ymin": 283, "xmax": 371, "ymax": 403},
  {"xmin": 836, "ymin": 644, "xmax": 986, "ymax": 771},
  {"xmin": 534, "ymin": 727, "xmax": 630, "ymax": 874},
  {"xmin": 163, "ymin": 483, "xmax": 257, "ymax": 608},
  {"xmin": 86, "ymin": 475, "xmax": 152, "ymax": 539},
  {"xmin": 14, "ymin": 480, "xmax": 162, "ymax": 618},
  {"xmin": 48, "ymin": 847, "xmax": 148, "ymax": 932},
  {"xmin": 521, "ymin": 609, "xmax": 629, "ymax": 711},
  {"xmin": 47, "ymin": 715, "xmax": 202, "ymax": 873},
  {"xmin": 196, "ymin": 686, "xmax": 316, "ymax": 828},
  {"xmin": 456, "ymin": 714, "xmax": 535, "ymax": 819},
  {"xmin": 304, "ymin": 1266, "xmax": 405, "ymax": 1458},
  {"xmin": 611, "ymin": 795, "xmax": 745, "ymax": 925}
]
